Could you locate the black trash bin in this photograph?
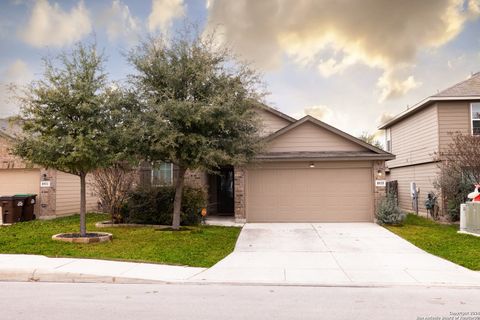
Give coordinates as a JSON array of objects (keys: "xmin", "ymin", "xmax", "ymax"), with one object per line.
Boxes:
[
  {"xmin": 0, "ymin": 196, "xmax": 23, "ymax": 224},
  {"xmin": 14, "ymin": 194, "xmax": 37, "ymax": 221}
]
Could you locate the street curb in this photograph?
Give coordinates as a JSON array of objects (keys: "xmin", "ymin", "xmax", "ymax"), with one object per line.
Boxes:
[
  {"xmin": 1, "ymin": 270, "xmax": 480, "ymax": 288},
  {"xmin": 0, "ymin": 268, "xmax": 167, "ymax": 284}
]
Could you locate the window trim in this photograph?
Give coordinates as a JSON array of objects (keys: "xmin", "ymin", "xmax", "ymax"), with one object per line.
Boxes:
[
  {"xmin": 151, "ymin": 162, "xmax": 174, "ymax": 186},
  {"xmin": 470, "ymin": 102, "xmax": 480, "ymax": 136},
  {"xmin": 385, "ymin": 128, "xmax": 392, "ymax": 152}
]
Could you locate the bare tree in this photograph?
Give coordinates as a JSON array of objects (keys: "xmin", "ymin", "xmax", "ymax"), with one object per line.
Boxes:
[
  {"xmin": 434, "ymin": 133, "xmax": 480, "ymax": 220},
  {"xmin": 91, "ymin": 163, "xmax": 136, "ymax": 223}
]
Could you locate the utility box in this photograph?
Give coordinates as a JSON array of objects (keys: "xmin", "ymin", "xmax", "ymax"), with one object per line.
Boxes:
[{"xmin": 459, "ymin": 202, "xmax": 480, "ymax": 236}]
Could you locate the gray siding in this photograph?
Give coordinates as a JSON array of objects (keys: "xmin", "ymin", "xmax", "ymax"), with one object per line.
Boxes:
[
  {"xmin": 387, "ymin": 162, "xmax": 439, "ymax": 215},
  {"xmin": 386, "ymin": 104, "xmax": 439, "ymax": 169}
]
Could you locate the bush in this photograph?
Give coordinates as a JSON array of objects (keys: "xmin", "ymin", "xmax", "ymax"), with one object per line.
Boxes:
[
  {"xmin": 376, "ymin": 194, "xmax": 406, "ymax": 225},
  {"xmin": 121, "ymin": 186, "xmax": 207, "ymax": 226}
]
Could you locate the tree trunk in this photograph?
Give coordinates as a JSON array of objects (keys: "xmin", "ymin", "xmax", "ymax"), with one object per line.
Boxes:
[
  {"xmin": 172, "ymin": 166, "xmax": 187, "ymax": 230},
  {"xmin": 80, "ymin": 172, "xmax": 87, "ymax": 237}
]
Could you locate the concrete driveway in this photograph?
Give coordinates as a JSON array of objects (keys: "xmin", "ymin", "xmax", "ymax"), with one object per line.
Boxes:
[{"xmin": 191, "ymin": 223, "xmax": 480, "ymax": 286}]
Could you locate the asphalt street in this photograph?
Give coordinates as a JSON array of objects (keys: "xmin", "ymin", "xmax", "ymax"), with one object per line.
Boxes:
[{"xmin": 1, "ymin": 282, "xmax": 479, "ymax": 320}]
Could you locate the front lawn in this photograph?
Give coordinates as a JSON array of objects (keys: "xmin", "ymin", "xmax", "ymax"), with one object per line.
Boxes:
[
  {"xmin": 0, "ymin": 213, "xmax": 241, "ymax": 268},
  {"xmin": 386, "ymin": 214, "xmax": 480, "ymax": 270}
]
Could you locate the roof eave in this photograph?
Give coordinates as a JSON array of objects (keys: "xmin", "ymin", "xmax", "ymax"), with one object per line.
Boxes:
[
  {"xmin": 254, "ymin": 154, "xmax": 395, "ymax": 162},
  {"xmin": 379, "ymin": 95, "xmax": 480, "ymax": 129}
]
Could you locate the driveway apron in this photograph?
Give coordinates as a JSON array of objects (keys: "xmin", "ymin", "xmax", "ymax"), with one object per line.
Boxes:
[{"xmin": 190, "ymin": 223, "xmax": 480, "ymax": 286}]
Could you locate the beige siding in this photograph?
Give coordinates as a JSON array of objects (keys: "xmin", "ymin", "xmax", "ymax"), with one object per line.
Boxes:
[
  {"xmin": 256, "ymin": 108, "xmax": 291, "ymax": 135},
  {"xmin": 437, "ymin": 101, "xmax": 471, "ymax": 151},
  {"xmin": 267, "ymin": 122, "xmax": 368, "ymax": 153},
  {"xmin": 387, "ymin": 162, "xmax": 439, "ymax": 215},
  {"xmin": 55, "ymin": 172, "xmax": 98, "ymax": 215},
  {"xmin": 246, "ymin": 161, "xmax": 374, "ymax": 222},
  {"xmin": 387, "ymin": 104, "xmax": 439, "ymax": 168}
]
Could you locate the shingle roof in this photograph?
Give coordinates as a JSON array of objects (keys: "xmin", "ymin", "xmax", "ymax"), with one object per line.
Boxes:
[
  {"xmin": 379, "ymin": 72, "xmax": 480, "ymax": 129},
  {"xmin": 433, "ymin": 72, "xmax": 480, "ymax": 97},
  {"xmin": 0, "ymin": 118, "xmax": 23, "ymax": 139}
]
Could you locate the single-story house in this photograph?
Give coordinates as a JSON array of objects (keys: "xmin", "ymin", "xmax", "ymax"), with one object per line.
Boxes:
[
  {"xmin": 2, "ymin": 104, "xmax": 394, "ymax": 223},
  {"xmin": 143, "ymin": 105, "xmax": 395, "ymax": 223},
  {"xmin": 379, "ymin": 72, "xmax": 480, "ymax": 215},
  {"xmin": 0, "ymin": 118, "xmax": 99, "ymax": 221}
]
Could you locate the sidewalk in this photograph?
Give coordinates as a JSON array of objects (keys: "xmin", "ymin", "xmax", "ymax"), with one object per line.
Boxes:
[{"xmin": 0, "ymin": 254, "xmax": 205, "ymax": 284}]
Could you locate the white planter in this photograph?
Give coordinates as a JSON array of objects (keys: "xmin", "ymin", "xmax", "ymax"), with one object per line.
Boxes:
[{"xmin": 459, "ymin": 202, "xmax": 480, "ymax": 236}]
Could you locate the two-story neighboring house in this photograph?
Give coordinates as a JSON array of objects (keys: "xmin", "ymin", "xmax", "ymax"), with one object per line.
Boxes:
[{"xmin": 379, "ymin": 72, "xmax": 480, "ymax": 215}]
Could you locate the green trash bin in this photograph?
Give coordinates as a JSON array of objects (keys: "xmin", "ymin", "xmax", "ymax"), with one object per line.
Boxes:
[
  {"xmin": 0, "ymin": 196, "xmax": 23, "ymax": 223},
  {"xmin": 14, "ymin": 194, "xmax": 37, "ymax": 221}
]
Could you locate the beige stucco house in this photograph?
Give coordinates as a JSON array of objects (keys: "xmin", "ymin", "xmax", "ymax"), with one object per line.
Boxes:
[
  {"xmin": 379, "ymin": 72, "xmax": 480, "ymax": 215},
  {"xmin": 0, "ymin": 119, "xmax": 98, "ymax": 220},
  {"xmin": 148, "ymin": 105, "xmax": 394, "ymax": 223}
]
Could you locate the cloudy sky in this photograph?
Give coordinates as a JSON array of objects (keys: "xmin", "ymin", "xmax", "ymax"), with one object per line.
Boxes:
[{"xmin": 1, "ymin": 0, "xmax": 480, "ymax": 136}]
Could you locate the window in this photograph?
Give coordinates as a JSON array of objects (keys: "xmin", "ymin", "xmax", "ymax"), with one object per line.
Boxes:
[
  {"xmin": 471, "ymin": 103, "xmax": 480, "ymax": 136},
  {"xmin": 385, "ymin": 128, "xmax": 392, "ymax": 152},
  {"xmin": 152, "ymin": 162, "xmax": 173, "ymax": 186}
]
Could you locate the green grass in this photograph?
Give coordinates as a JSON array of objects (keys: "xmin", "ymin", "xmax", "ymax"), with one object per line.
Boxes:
[
  {"xmin": 0, "ymin": 213, "xmax": 241, "ymax": 267},
  {"xmin": 385, "ymin": 214, "xmax": 480, "ymax": 270}
]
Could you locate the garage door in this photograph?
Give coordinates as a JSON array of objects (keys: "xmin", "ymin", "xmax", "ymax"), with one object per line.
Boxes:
[
  {"xmin": 246, "ymin": 162, "xmax": 373, "ymax": 222},
  {"xmin": 0, "ymin": 169, "xmax": 40, "ymax": 196}
]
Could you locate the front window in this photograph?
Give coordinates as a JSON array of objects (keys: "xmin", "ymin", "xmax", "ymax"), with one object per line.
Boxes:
[
  {"xmin": 152, "ymin": 162, "xmax": 173, "ymax": 186},
  {"xmin": 385, "ymin": 128, "xmax": 392, "ymax": 152},
  {"xmin": 471, "ymin": 103, "xmax": 480, "ymax": 135}
]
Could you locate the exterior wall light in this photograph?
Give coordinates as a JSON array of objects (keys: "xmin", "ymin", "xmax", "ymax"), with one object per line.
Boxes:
[
  {"xmin": 377, "ymin": 169, "xmax": 383, "ymax": 176},
  {"xmin": 309, "ymin": 163, "xmax": 315, "ymax": 168}
]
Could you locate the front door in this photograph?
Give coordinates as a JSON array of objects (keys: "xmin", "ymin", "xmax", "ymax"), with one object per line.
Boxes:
[{"xmin": 217, "ymin": 166, "xmax": 234, "ymax": 214}]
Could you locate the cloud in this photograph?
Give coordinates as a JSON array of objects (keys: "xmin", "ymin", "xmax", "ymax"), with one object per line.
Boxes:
[
  {"xmin": 19, "ymin": 0, "xmax": 91, "ymax": 47},
  {"xmin": 302, "ymin": 105, "xmax": 333, "ymax": 122},
  {"xmin": 206, "ymin": 0, "xmax": 480, "ymax": 99},
  {"xmin": 0, "ymin": 60, "xmax": 33, "ymax": 117},
  {"xmin": 377, "ymin": 69, "xmax": 422, "ymax": 101},
  {"xmin": 100, "ymin": 0, "xmax": 140, "ymax": 43},
  {"xmin": 377, "ymin": 112, "xmax": 395, "ymax": 126},
  {"xmin": 148, "ymin": 0, "xmax": 185, "ymax": 32}
]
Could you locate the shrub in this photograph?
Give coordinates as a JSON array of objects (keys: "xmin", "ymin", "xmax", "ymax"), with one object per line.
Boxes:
[
  {"xmin": 376, "ymin": 194, "xmax": 406, "ymax": 225},
  {"xmin": 91, "ymin": 163, "xmax": 136, "ymax": 223},
  {"xmin": 121, "ymin": 186, "xmax": 207, "ymax": 226}
]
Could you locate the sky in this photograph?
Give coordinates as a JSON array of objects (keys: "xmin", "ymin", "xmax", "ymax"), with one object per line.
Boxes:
[{"xmin": 1, "ymin": 0, "xmax": 480, "ymax": 137}]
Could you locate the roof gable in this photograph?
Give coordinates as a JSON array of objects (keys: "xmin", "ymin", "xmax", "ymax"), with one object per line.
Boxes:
[
  {"xmin": 266, "ymin": 116, "xmax": 390, "ymax": 155},
  {"xmin": 380, "ymin": 73, "xmax": 480, "ymax": 129}
]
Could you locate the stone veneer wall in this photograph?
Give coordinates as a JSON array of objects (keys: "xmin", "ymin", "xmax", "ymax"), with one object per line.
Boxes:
[
  {"xmin": 38, "ymin": 168, "xmax": 57, "ymax": 217},
  {"xmin": 184, "ymin": 169, "xmax": 208, "ymax": 188},
  {"xmin": 373, "ymin": 160, "xmax": 387, "ymax": 219},
  {"xmin": 233, "ymin": 166, "xmax": 246, "ymax": 222}
]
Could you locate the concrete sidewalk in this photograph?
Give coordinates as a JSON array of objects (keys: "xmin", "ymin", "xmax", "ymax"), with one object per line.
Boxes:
[
  {"xmin": 2, "ymin": 223, "xmax": 480, "ymax": 287},
  {"xmin": 0, "ymin": 254, "xmax": 205, "ymax": 283}
]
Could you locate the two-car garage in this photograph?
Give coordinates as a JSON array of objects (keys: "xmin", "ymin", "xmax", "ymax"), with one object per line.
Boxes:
[
  {"xmin": 238, "ymin": 113, "xmax": 394, "ymax": 223},
  {"xmin": 245, "ymin": 161, "xmax": 374, "ymax": 222}
]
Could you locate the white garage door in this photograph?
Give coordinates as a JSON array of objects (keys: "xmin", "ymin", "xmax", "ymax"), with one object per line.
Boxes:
[
  {"xmin": 0, "ymin": 169, "xmax": 40, "ymax": 196},
  {"xmin": 246, "ymin": 162, "xmax": 374, "ymax": 222}
]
